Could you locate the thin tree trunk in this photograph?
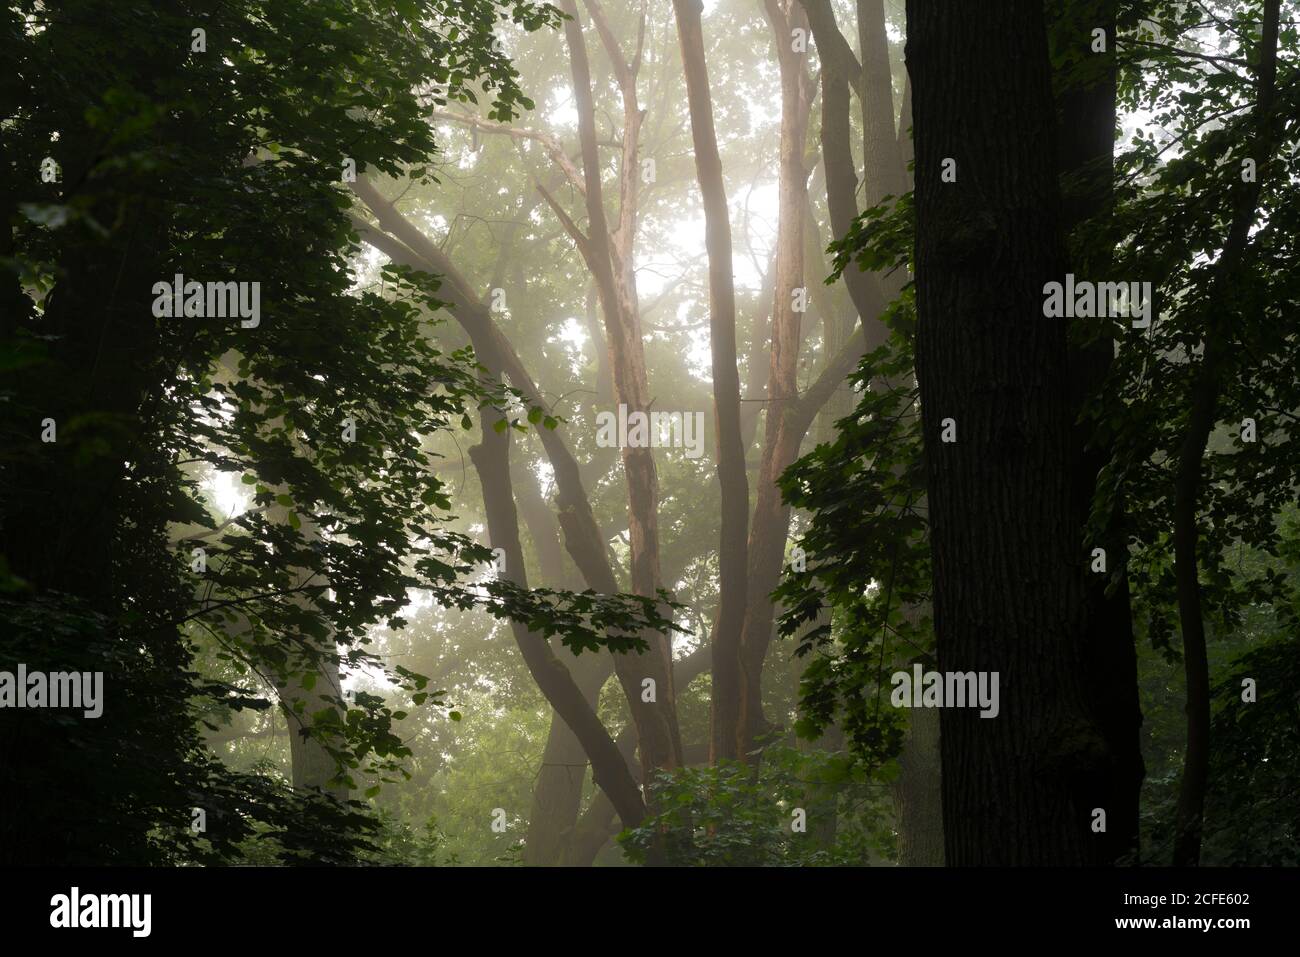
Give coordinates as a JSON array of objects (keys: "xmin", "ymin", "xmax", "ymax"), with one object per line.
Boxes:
[
  {"xmin": 801, "ymin": 0, "xmax": 889, "ymax": 337},
  {"xmin": 1171, "ymin": 0, "xmax": 1280, "ymax": 866},
  {"xmin": 349, "ymin": 186, "xmax": 649, "ymax": 831},
  {"xmin": 559, "ymin": 0, "xmax": 683, "ymax": 776},
  {"xmin": 523, "ymin": 651, "xmax": 613, "ymax": 865},
  {"xmin": 513, "ymin": 448, "xmax": 618, "ymax": 865},
  {"xmin": 669, "ymin": 0, "xmax": 750, "ymax": 764}
]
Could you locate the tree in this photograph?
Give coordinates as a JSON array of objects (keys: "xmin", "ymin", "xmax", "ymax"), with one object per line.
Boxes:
[
  {"xmin": 0, "ymin": 0, "xmax": 673, "ymax": 865},
  {"xmin": 906, "ymin": 0, "xmax": 1109, "ymax": 865}
]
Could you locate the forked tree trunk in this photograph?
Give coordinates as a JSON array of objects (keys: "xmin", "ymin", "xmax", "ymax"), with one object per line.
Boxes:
[
  {"xmin": 735, "ymin": 0, "xmax": 816, "ymax": 760},
  {"xmin": 559, "ymin": 0, "xmax": 683, "ymax": 778}
]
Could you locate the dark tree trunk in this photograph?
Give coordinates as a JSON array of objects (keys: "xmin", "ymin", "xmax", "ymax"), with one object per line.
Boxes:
[
  {"xmin": 801, "ymin": 0, "xmax": 889, "ymax": 337},
  {"xmin": 907, "ymin": 0, "xmax": 1109, "ymax": 865},
  {"xmin": 1049, "ymin": 0, "xmax": 1144, "ymax": 866}
]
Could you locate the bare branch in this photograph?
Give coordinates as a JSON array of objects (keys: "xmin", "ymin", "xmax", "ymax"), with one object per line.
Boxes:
[{"xmin": 430, "ymin": 107, "xmax": 587, "ymax": 199}]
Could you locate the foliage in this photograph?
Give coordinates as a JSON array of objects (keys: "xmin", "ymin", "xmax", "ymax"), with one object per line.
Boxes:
[
  {"xmin": 618, "ymin": 747, "xmax": 896, "ymax": 867},
  {"xmin": 807, "ymin": 0, "xmax": 1300, "ymax": 862},
  {"xmin": 0, "ymin": 0, "xmax": 675, "ymax": 864},
  {"xmin": 775, "ymin": 191, "xmax": 924, "ymax": 770}
]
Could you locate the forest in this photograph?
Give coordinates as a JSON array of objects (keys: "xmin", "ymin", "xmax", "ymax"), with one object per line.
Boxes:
[{"xmin": 1, "ymin": 0, "xmax": 1297, "ymax": 881}]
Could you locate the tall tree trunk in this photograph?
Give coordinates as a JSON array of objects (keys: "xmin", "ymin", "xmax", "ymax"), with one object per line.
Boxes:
[
  {"xmin": 734, "ymin": 0, "xmax": 815, "ymax": 760},
  {"xmin": 669, "ymin": 0, "xmax": 750, "ymax": 763},
  {"xmin": 469, "ymin": 397, "xmax": 648, "ymax": 831},
  {"xmin": 1171, "ymin": 0, "xmax": 1280, "ymax": 867},
  {"xmin": 349, "ymin": 186, "xmax": 650, "ymax": 833},
  {"xmin": 523, "ymin": 651, "xmax": 613, "ymax": 865},
  {"xmin": 559, "ymin": 0, "xmax": 683, "ymax": 777},
  {"xmin": 907, "ymin": 0, "xmax": 1108, "ymax": 865},
  {"xmin": 856, "ymin": 0, "xmax": 907, "ymax": 210},
  {"xmin": 1049, "ymin": 0, "xmax": 1144, "ymax": 865},
  {"xmin": 513, "ymin": 448, "xmax": 618, "ymax": 865}
]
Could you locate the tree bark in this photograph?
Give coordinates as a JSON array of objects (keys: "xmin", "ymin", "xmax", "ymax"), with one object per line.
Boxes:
[
  {"xmin": 559, "ymin": 0, "xmax": 683, "ymax": 777},
  {"xmin": 893, "ymin": 705, "xmax": 944, "ymax": 865},
  {"xmin": 1049, "ymin": 0, "xmax": 1144, "ymax": 865},
  {"xmin": 801, "ymin": 0, "xmax": 889, "ymax": 337},
  {"xmin": 669, "ymin": 0, "xmax": 751, "ymax": 764},
  {"xmin": 856, "ymin": 0, "xmax": 908, "ymax": 211},
  {"xmin": 907, "ymin": 0, "xmax": 1109, "ymax": 865}
]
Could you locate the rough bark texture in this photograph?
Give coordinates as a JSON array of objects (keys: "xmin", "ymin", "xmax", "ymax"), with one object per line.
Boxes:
[
  {"xmin": 907, "ymin": 0, "xmax": 1110, "ymax": 865},
  {"xmin": 893, "ymin": 705, "xmax": 944, "ymax": 866}
]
